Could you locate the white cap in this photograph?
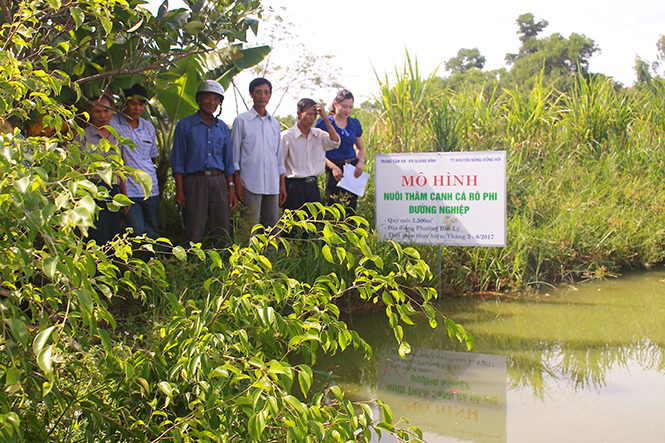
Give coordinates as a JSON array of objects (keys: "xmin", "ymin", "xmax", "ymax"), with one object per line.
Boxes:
[{"xmin": 196, "ymin": 80, "xmax": 225, "ymax": 99}]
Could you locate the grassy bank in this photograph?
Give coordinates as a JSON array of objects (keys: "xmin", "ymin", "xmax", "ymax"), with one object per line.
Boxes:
[
  {"xmin": 156, "ymin": 69, "xmax": 665, "ymax": 297},
  {"xmin": 331, "ymin": 63, "xmax": 665, "ymax": 295}
]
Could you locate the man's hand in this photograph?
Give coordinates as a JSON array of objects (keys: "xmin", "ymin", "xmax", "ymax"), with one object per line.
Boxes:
[
  {"xmin": 235, "ymin": 180, "xmax": 244, "ymax": 203},
  {"xmin": 174, "ymin": 189, "xmax": 185, "ymax": 206},
  {"xmin": 279, "ymin": 185, "xmax": 287, "ymax": 206},
  {"xmin": 332, "ymin": 165, "xmax": 344, "ymax": 181},
  {"xmin": 279, "ymin": 174, "xmax": 287, "ymax": 206},
  {"xmin": 228, "ymin": 186, "xmax": 237, "ymax": 210},
  {"xmin": 174, "ymin": 173, "xmax": 185, "ymax": 206}
]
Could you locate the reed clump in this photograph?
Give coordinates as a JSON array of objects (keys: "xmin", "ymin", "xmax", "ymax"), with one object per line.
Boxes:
[{"xmin": 349, "ymin": 57, "xmax": 665, "ymax": 295}]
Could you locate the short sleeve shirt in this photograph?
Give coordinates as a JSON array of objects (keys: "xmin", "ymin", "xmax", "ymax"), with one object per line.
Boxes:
[
  {"xmin": 282, "ymin": 124, "xmax": 340, "ymax": 178},
  {"xmin": 315, "ymin": 116, "xmax": 363, "ymax": 161},
  {"xmin": 110, "ymin": 113, "xmax": 159, "ymax": 198}
]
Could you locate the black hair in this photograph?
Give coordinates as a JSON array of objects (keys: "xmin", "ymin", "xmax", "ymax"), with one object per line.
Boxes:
[
  {"xmin": 90, "ymin": 93, "xmax": 114, "ymax": 109},
  {"xmin": 329, "ymin": 89, "xmax": 354, "ymax": 115},
  {"xmin": 123, "ymin": 84, "xmax": 148, "ymax": 101},
  {"xmin": 297, "ymin": 98, "xmax": 317, "ymax": 113},
  {"xmin": 249, "ymin": 78, "xmax": 272, "ymax": 94}
]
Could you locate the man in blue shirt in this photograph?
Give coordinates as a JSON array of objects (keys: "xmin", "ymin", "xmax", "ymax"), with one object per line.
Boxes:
[{"xmin": 171, "ymin": 80, "xmax": 237, "ymax": 248}]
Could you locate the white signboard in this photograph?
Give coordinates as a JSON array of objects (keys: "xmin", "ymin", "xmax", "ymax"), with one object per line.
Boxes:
[{"xmin": 375, "ymin": 152, "xmax": 507, "ymax": 246}]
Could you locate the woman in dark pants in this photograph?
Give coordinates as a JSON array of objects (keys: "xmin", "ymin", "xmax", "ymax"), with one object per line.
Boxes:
[{"xmin": 315, "ymin": 89, "xmax": 366, "ymax": 214}]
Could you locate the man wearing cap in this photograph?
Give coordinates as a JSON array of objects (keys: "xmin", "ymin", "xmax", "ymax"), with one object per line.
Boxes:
[
  {"xmin": 171, "ymin": 80, "xmax": 237, "ymax": 248},
  {"xmin": 282, "ymin": 98, "xmax": 340, "ymax": 211},
  {"xmin": 231, "ymin": 78, "xmax": 286, "ymax": 233},
  {"xmin": 110, "ymin": 84, "xmax": 161, "ymax": 241}
]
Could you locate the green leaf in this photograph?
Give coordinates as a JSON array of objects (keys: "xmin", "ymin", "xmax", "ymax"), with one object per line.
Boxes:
[
  {"xmin": 248, "ymin": 410, "xmax": 267, "ymax": 441},
  {"xmin": 403, "ymin": 247, "xmax": 420, "ymax": 259},
  {"xmin": 98, "ymin": 329, "xmax": 112, "ymax": 354},
  {"xmin": 7, "ymin": 319, "xmax": 29, "ymax": 348},
  {"xmin": 396, "ymin": 304, "xmax": 415, "ymax": 326},
  {"xmin": 70, "ymin": 7, "xmax": 84, "ymax": 29},
  {"xmin": 297, "ymin": 365, "xmax": 312, "ymax": 397},
  {"xmin": 78, "ymin": 195, "xmax": 97, "ymax": 215},
  {"xmin": 73, "ymin": 61, "xmax": 85, "ymax": 76},
  {"xmin": 234, "ymin": 45, "xmax": 271, "ymax": 70},
  {"xmin": 359, "ymin": 237, "xmax": 372, "ymax": 257},
  {"xmin": 13, "ymin": 176, "xmax": 30, "ymax": 193},
  {"xmin": 33, "ymin": 326, "xmax": 57, "ymax": 356},
  {"xmin": 127, "ymin": 17, "xmax": 144, "ymax": 33},
  {"xmin": 208, "ymin": 250, "xmax": 222, "ymax": 269},
  {"xmin": 267, "ymin": 360, "xmax": 288, "ymax": 376},
  {"xmin": 156, "ymin": 55, "xmax": 201, "ymax": 121},
  {"xmin": 5, "ymin": 366, "xmax": 20, "ymax": 386},
  {"xmin": 321, "ymin": 244, "xmax": 333, "ymax": 263},
  {"xmin": 112, "ymin": 193, "xmax": 133, "ymax": 207},
  {"xmin": 398, "ymin": 341, "xmax": 411, "ymax": 359},
  {"xmin": 133, "ymin": 171, "xmax": 153, "ymax": 199},
  {"xmin": 465, "ymin": 332, "xmax": 475, "ymax": 350},
  {"xmin": 37, "ymin": 345, "xmax": 54, "ymax": 374},
  {"xmin": 158, "ymin": 381, "xmax": 173, "ymax": 396},
  {"xmin": 75, "ymin": 289, "xmax": 94, "ymax": 315},
  {"xmin": 97, "ymin": 168, "xmax": 112, "ymax": 186},
  {"xmin": 330, "ymin": 385, "xmax": 344, "ymax": 401},
  {"xmin": 100, "ymin": 15, "xmax": 112, "ymax": 35},
  {"xmin": 308, "ymin": 420, "xmax": 325, "ymax": 441},
  {"xmin": 43, "ymin": 256, "xmax": 58, "ymax": 279},
  {"xmin": 288, "ymin": 333, "xmax": 320, "ymax": 347},
  {"xmin": 173, "ymin": 246, "xmax": 187, "ymax": 262},
  {"xmin": 338, "ymin": 329, "xmax": 350, "ymax": 350},
  {"xmin": 379, "ymin": 401, "xmax": 393, "ymax": 424}
]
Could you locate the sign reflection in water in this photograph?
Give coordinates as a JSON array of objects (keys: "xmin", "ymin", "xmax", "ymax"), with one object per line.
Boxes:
[{"xmin": 377, "ymin": 347, "xmax": 507, "ymax": 443}]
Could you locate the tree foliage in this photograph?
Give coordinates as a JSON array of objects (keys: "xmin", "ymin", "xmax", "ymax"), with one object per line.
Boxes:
[
  {"xmin": 229, "ymin": 6, "xmax": 342, "ymax": 117},
  {"xmin": 445, "ymin": 48, "xmax": 486, "ymax": 74},
  {"xmin": 1, "ymin": 0, "xmax": 262, "ymax": 106},
  {"xmin": 503, "ymin": 13, "xmax": 599, "ymax": 91},
  {"xmin": 433, "ymin": 13, "xmax": 601, "ymax": 95},
  {"xmin": 634, "ymin": 34, "xmax": 665, "ymax": 89},
  {"xmin": 0, "ymin": 2, "xmax": 470, "ymax": 441}
]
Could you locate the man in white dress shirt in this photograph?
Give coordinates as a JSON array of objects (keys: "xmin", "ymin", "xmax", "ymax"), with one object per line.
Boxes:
[
  {"xmin": 231, "ymin": 78, "xmax": 286, "ymax": 231},
  {"xmin": 281, "ymin": 98, "xmax": 339, "ymax": 211}
]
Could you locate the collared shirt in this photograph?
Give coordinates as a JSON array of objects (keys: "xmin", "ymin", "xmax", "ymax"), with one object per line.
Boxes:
[
  {"xmin": 76, "ymin": 126, "xmax": 120, "ymax": 183},
  {"xmin": 171, "ymin": 112, "xmax": 234, "ymax": 177},
  {"xmin": 81, "ymin": 125, "xmax": 117, "ymax": 149},
  {"xmin": 282, "ymin": 124, "xmax": 340, "ymax": 178},
  {"xmin": 231, "ymin": 108, "xmax": 286, "ymax": 195},
  {"xmin": 110, "ymin": 113, "xmax": 159, "ymax": 198},
  {"xmin": 315, "ymin": 115, "xmax": 363, "ymax": 161}
]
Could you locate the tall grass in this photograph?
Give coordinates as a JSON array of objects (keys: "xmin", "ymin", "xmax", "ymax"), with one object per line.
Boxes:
[{"xmin": 351, "ymin": 63, "xmax": 665, "ymax": 295}]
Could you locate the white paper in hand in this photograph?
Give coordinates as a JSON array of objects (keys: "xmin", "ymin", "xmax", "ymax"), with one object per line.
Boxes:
[{"xmin": 337, "ymin": 163, "xmax": 370, "ymax": 197}]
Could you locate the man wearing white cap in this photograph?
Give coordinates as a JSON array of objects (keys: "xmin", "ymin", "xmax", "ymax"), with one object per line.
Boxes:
[{"xmin": 171, "ymin": 80, "xmax": 237, "ymax": 248}]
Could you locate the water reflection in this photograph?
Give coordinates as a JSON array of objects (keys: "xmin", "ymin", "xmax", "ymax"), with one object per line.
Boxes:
[
  {"xmin": 318, "ymin": 270, "xmax": 665, "ymax": 442},
  {"xmin": 377, "ymin": 348, "xmax": 506, "ymax": 443}
]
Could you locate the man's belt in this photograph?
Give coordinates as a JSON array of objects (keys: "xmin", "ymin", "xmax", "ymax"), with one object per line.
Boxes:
[
  {"xmin": 194, "ymin": 169, "xmax": 223, "ymax": 176},
  {"xmin": 287, "ymin": 176, "xmax": 317, "ymax": 183}
]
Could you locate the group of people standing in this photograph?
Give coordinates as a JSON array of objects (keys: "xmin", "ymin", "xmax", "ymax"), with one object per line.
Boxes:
[
  {"xmin": 83, "ymin": 77, "xmax": 365, "ymax": 250},
  {"xmin": 81, "ymin": 85, "xmax": 161, "ymax": 247}
]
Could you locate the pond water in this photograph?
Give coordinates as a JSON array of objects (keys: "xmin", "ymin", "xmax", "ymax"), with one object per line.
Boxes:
[{"xmin": 317, "ymin": 269, "xmax": 665, "ymax": 443}]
